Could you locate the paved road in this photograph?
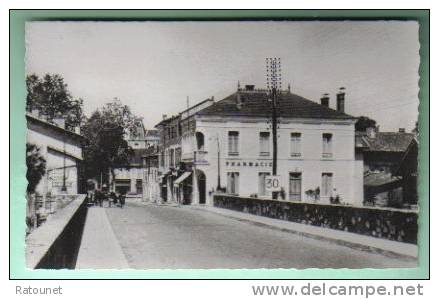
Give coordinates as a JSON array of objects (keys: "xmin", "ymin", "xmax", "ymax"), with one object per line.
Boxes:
[{"xmin": 105, "ymin": 202, "xmax": 416, "ymax": 269}]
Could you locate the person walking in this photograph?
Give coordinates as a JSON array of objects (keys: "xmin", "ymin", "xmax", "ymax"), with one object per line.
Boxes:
[
  {"xmin": 108, "ymin": 192, "xmax": 116, "ymax": 208},
  {"xmin": 113, "ymin": 192, "xmax": 118, "ymax": 207}
]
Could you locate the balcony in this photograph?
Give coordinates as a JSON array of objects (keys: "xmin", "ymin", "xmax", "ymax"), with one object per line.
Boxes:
[{"xmin": 181, "ymin": 150, "xmax": 209, "ymax": 165}]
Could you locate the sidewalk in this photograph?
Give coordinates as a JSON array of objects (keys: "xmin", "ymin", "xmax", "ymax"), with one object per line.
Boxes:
[
  {"xmin": 189, "ymin": 205, "xmax": 418, "ymax": 260},
  {"xmin": 76, "ymin": 207, "xmax": 129, "ymax": 269}
]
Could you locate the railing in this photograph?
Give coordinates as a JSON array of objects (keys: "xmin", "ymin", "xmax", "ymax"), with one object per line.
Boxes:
[{"xmin": 181, "ymin": 150, "xmax": 209, "ymax": 164}]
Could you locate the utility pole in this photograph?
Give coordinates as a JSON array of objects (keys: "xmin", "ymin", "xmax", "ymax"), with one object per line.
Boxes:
[
  {"xmin": 216, "ymin": 133, "xmax": 221, "ymax": 191},
  {"xmin": 266, "ymin": 57, "xmax": 282, "ymax": 199},
  {"xmin": 61, "ymin": 135, "xmax": 67, "ymax": 192}
]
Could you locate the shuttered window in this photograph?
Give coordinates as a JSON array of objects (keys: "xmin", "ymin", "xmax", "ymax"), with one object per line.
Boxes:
[
  {"xmin": 259, "ymin": 132, "xmax": 270, "ymax": 156},
  {"xmin": 289, "ymin": 172, "xmax": 302, "ymax": 201},
  {"xmin": 227, "ymin": 172, "xmax": 240, "ymax": 194},
  {"xmin": 321, "ymin": 173, "xmax": 333, "ymax": 197},
  {"xmin": 290, "ymin": 133, "xmax": 302, "ymax": 157},
  {"xmin": 228, "ymin": 131, "xmax": 239, "ymax": 155},
  {"xmin": 322, "ymin": 133, "xmax": 333, "ymax": 157}
]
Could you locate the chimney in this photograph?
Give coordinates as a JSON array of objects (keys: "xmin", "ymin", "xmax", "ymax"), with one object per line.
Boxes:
[
  {"xmin": 336, "ymin": 87, "xmax": 346, "ymax": 113},
  {"xmin": 399, "ymin": 128, "xmax": 406, "ymax": 133},
  {"xmin": 245, "ymin": 84, "xmax": 255, "ymax": 91},
  {"xmin": 162, "ymin": 114, "xmax": 167, "ymax": 120},
  {"xmin": 320, "ymin": 93, "xmax": 330, "ymax": 107},
  {"xmin": 366, "ymin": 127, "xmax": 377, "ymax": 139}
]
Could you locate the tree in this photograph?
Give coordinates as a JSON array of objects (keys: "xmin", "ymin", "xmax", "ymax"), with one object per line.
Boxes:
[
  {"xmin": 26, "ymin": 143, "xmax": 46, "ymax": 193},
  {"xmin": 412, "ymin": 121, "xmax": 419, "ymax": 137},
  {"xmin": 355, "ymin": 116, "xmax": 377, "ymax": 132},
  {"xmin": 81, "ymin": 99, "xmax": 136, "ymax": 188},
  {"xmin": 26, "ymin": 73, "xmax": 84, "ymax": 131}
]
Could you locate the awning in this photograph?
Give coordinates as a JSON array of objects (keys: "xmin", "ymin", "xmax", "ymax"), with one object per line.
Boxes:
[{"xmin": 173, "ymin": 172, "xmax": 192, "ymax": 186}]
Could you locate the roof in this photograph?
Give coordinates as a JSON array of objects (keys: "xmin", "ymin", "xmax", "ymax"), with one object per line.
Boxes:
[
  {"xmin": 197, "ymin": 91, "xmax": 356, "ymax": 120},
  {"xmin": 145, "ymin": 129, "xmax": 159, "ymax": 137},
  {"xmin": 364, "ymin": 171, "xmax": 400, "ymax": 187},
  {"xmin": 26, "ymin": 113, "xmax": 85, "ymax": 142},
  {"xmin": 360, "ymin": 132, "xmax": 415, "ymax": 152}
]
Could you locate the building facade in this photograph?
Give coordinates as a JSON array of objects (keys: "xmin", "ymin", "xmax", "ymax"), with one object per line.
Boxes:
[
  {"xmin": 26, "ymin": 112, "xmax": 85, "ymax": 196},
  {"xmin": 111, "ymin": 118, "xmax": 159, "ymax": 199},
  {"xmin": 156, "ymin": 85, "xmax": 364, "ymax": 206},
  {"xmin": 358, "ymin": 127, "xmax": 418, "ymax": 208}
]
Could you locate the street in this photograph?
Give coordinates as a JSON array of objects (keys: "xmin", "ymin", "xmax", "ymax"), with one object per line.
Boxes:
[{"xmin": 104, "ymin": 202, "xmax": 416, "ymax": 269}]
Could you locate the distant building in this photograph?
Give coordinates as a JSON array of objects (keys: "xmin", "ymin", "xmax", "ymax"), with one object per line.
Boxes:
[
  {"xmin": 357, "ymin": 127, "xmax": 418, "ymax": 207},
  {"xmin": 156, "ymin": 85, "xmax": 363, "ymax": 206},
  {"xmin": 26, "ymin": 112, "xmax": 85, "ymax": 196},
  {"xmin": 111, "ymin": 118, "xmax": 159, "ymax": 199},
  {"xmin": 143, "ymin": 144, "xmax": 160, "ymax": 202}
]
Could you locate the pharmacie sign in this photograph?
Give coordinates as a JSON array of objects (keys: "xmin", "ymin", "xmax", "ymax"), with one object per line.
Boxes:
[{"xmin": 225, "ymin": 160, "xmax": 272, "ymax": 168}]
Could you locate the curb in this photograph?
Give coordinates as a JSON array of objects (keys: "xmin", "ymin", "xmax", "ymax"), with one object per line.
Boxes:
[{"xmin": 190, "ymin": 206, "xmax": 417, "ymax": 261}]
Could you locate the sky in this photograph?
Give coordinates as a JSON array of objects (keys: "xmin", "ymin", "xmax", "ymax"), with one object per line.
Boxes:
[{"xmin": 25, "ymin": 21, "xmax": 420, "ymax": 131}]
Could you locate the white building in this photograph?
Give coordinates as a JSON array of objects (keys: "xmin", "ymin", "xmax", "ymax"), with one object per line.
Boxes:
[
  {"xmin": 157, "ymin": 85, "xmax": 363, "ymax": 206},
  {"xmin": 26, "ymin": 112, "xmax": 85, "ymax": 196},
  {"xmin": 112, "ymin": 118, "xmax": 160, "ymax": 199}
]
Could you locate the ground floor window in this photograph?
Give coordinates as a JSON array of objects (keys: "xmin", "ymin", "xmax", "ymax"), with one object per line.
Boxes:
[
  {"xmin": 227, "ymin": 172, "xmax": 239, "ymax": 195},
  {"xmin": 115, "ymin": 179, "xmax": 130, "ymax": 195},
  {"xmin": 258, "ymin": 172, "xmax": 270, "ymax": 196},
  {"xmin": 136, "ymin": 179, "xmax": 143, "ymax": 194},
  {"xmin": 289, "ymin": 172, "xmax": 302, "ymax": 201},
  {"xmin": 321, "ymin": 173, "xmax": 333, "ymax": 197}
]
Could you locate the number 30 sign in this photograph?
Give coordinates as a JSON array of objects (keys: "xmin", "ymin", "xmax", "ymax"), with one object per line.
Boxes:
[{"xmin": 265, "ymin": 175, "xmax": 281, "ymax": 192}]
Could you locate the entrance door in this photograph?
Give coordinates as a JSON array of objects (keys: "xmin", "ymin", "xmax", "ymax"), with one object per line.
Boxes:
[{"xmin": 198, "ymin": 171, "xmax": 206, "ymax": 204}]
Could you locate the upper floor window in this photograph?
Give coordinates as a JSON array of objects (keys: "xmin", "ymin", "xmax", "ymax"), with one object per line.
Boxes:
[
  {"xmin": 290, "ymin": 133, "xmax": 302, "ymax": 157},
  {"xmin": 228, "ymin": 131, "xmax": 239, "ymax": 155},
  {"xmin": 322, "ymin": 133, "xmax": 333, "ymax": 158},
  {"xmin": 259, "ymin": 132, "xmax": 270, "ymax": 156}
]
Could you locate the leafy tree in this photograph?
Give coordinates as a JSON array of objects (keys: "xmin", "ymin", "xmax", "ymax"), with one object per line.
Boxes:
[
  {"xmin": 26, "ymin": 73, "xmax": 84, "ymax": 131},
  {"xmin": 412, "ymin": 121, "xmax": 419, "ymax": 136},
  {"xmin": 81, "ymin": 99, "xmax": 136, "ymax": 187},
  {"xmin": 26, "ymin": 143, "xmax": 46, "ymax": 193},
  {"xmin": 355, "ymin": 116, "xmax": 377, "ymax": 132}
]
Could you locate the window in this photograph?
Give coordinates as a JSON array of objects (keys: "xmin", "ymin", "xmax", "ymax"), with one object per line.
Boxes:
[
  {"xmin": 160, "ymin": 151, "xmax": 164, "ymax": 167},
  {"xmin": 289, "ymin": 172, "xmax": 302, "ymax": 201},
  {"xmin": 259, "ymin": 132, "xmax": 270, "ymax": 156},
  {"xmin": 169, "ymin": 149, "xmax": 175, "ymax": 168},
  {"xmin": 321, "ymin": 173, "xmax": 333, "ymax": 197},
  {"xmin": 322, "ymin": 133, "xmax": 333, "ymax": 158},
  {"xmin": 228, "ymin": 131, "xmax": 239, "ymax": 155},
  {"xmin": 290, "ymin": 133, "xmax": 302, "ymax": 157},
  {"xmin": 227, "ymin": 172, "xmax": 240, "ymax": 194},
  {"xmin": 136, "ymin": 179, "xmax": 143, "ymax": 194},
  {"xmin": 175, "ymin": 148, "xmax": 182, "ymax": 165},
  {"xmin": 258, "ymin": 172, "xmax": 270, "ymax": 196}
]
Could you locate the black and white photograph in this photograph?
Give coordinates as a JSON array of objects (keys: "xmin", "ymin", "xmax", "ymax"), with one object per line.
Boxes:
[{"xmin": 24, "ymin": 20, "xmax": 420, "ymax": 270}]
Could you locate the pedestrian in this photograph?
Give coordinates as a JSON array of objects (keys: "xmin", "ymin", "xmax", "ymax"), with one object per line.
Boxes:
[
  {"xmin": 119, "ymin": 192, "xmax": 126, "ymax": 209},
  {"xmin": 113, "ymin": 192, "xmax": 118, "ymax": 207},
  {"xmin": 94, "ymin": 190, "xmax": 100, "ymax": 206},
  {"xmin": 109, "ymin": 192, "xmax": 116, "ymax": 208}
]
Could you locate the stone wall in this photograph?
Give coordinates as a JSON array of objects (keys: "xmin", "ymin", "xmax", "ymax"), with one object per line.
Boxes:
[
  {"xmin": 213, "ymin": 194, "xmax": 418, "ymax": 244},
  {"xmin": 26, "ymin": 195, "xmax": 88, "ymax": 269}
]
